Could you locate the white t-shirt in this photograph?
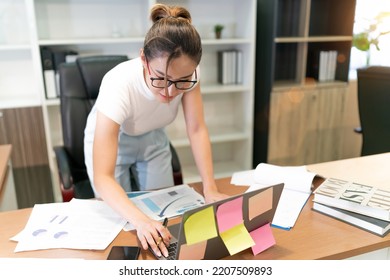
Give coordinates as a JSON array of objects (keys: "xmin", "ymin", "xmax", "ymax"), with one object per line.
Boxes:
[{"xmin": 84, "ymin": 57, "xmax": 184, "ymax": 143}]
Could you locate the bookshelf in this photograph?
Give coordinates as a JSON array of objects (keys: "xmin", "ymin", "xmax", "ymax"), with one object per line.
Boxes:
[
  {"xmin": 254, "ymin": 0, "xmax": 356, "ymax": 166},
  {"xmin": 0, "ymin": 0, "xmax": 257, "ymax": 201}
]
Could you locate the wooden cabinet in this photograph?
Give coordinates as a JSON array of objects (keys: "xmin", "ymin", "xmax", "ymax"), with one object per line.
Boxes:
[
  {"xmin": 268, "ymin": 84, "xmax": 347, "ymax": 165},
  {"xmin": 0, "ymin": 145, "xmax": 18, "ymax": 211},
  {"xmin": 0, "ymin": 106, "xmax": 53, "ymax": 208},
  {"xmin": 254, "ymin": 0, "xmax": 356, "ymax": 166},
  {"xmin": 1, "ymin": 0, "xmax": 257, "ymax": 200},
  {"xmin": 0, "ymin": 107, "xmax": 48, "ymax": 168}
]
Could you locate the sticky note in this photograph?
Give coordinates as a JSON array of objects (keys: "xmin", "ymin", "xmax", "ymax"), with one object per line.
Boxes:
[
  {"xmin": 249, "ymin": 222, "xmax": 276, "ymax": 255},
  {"xmin": 178, "ymin": 240, "xmax": 207, "ymax": 260},
  {"xmin": 216, "ymin": 196, "xmax": 243, "ymax": 232},
  {"xmin": 248, "ymin": 187, "xmax": 273, "ymax": 220},
  {"xmin": 219, "ymin": 223, "xmax": 255, "ymax": 255},
  {"xmin": 184, "ymin": 206, "xmax": 218, "ymax": 245}
]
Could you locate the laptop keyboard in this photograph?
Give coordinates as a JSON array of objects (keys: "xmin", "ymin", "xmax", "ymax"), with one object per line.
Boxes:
[
  {"xmin": 165, "ymin": 241, "xmax": 178, "ymax": 260},
  {"xmin": 149, "ymin": 239, "xmax": 178, "ymax": 260}
]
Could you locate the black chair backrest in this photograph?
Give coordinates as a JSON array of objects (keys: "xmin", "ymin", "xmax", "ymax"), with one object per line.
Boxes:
[
  {"xmin": 58, "ymin": 55, "xmax": 128, "ymax": 170},
  {"xmin": 357, "ymin": 66, "xmax": 390, "ymax": 156}
]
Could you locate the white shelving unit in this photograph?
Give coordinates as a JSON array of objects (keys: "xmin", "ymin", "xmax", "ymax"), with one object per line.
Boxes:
[
  {"xmin": 0, "ymin": 0, "xmax": 257, "ymax": 201},
  {"xmin": 0, "ymin": 0, "xmax": 40, "ymax": 109}
]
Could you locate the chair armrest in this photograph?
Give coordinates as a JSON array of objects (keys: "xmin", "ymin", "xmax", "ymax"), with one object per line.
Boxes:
[{"xmin": 53, "ymin": 146, "xmax": 73, "ymax": 190}]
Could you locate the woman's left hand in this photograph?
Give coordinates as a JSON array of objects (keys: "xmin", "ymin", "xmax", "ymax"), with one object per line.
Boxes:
[{"xmin": 203, "ymin": 188, "xmax": 229, "ymax": 203}]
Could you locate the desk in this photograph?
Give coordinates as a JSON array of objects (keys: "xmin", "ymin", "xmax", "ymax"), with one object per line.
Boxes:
[
  {"xmin": 1, "ymin": 153, "xmax": 390, "ymax": 260},
  {"xmin": 0, "ymin": 144, "xmax": 17, "ymax": 211}
]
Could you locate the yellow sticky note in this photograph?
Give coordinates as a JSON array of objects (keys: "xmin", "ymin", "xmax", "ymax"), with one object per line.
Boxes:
[
  {"xmin": 220, "ymin": 223, "xmax": 255, "ymax": 255},
  {"xmin": 184, "ymin": 206, "xmax": 218, "ymax": 245}
]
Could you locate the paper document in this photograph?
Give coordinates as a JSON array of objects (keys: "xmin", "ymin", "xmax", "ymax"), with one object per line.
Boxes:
[
  {"xmin": 124, "ymin": 184, "xmax": 205, "ymax": 231},
  {"xmin": 233, "ymin": 163, "xmax": 316, "ymax": 230},
  {"xmin": 11, "ymin": 199, "xmax": 127, "ymax": 252},
  {"xmin": 230, "ymin": 169, "xmax": 255, "ymax": 186}
]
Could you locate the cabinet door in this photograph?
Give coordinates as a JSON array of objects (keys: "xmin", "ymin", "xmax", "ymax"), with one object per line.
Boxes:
[
  {"xmin": 0, "ymin": 106, "xmax": 49, "ymax": 168},
  {"xmin": 315, "ymin": 86, "xmax": 347, "ymax": 163},
  {"xmin": 268, "ymin": 85, "xmax": 347, "ymax": 166},
  {"xmin": 268, "ymin": 88, "xmax": 318, "ymax": 165},
  {"xmin": 0, "ymin": 106, "xmax": 53, "ymax": 208}
]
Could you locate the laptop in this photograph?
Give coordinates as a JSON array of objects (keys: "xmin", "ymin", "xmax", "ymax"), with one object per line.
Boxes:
[{"xmin": 150, "ymin": 183, "xmax": 284, "ymax": 260}]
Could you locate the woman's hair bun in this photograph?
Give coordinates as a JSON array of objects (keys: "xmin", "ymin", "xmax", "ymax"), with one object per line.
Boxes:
[{"xmin": 150, "ymin": 3, "xmax": 192, "ymax": 24}]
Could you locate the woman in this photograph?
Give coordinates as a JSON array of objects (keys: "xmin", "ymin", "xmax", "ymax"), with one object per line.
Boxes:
[{"xmin": 84, "ymin": 4, "xmax": 227, "ymax": 258}]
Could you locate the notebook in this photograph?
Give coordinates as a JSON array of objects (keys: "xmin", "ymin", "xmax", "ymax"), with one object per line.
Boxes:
[{"xmin": 150, "ymin": 183, "xmax": 284, "ymax": 260}]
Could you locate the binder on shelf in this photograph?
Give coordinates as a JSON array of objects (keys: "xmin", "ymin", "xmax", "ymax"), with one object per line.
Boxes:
[
  {"xmin": 307, "ymin": 50, "xmax": 338, "ymax": 82},
  {"xmin": 40, "ymin": 47, "xmax": 57, "ymax": 99},
  {"xmin": 40, "ymin": 47, "xmax": 78, "ymax": 99},
  {"xmin": 218, "ymin": 50, "xmax": 231, "ymax": 84},
  {"xmin": 41, "ymin": 47, "xmax": 54, "ymax": 71},
  {"xmin": 43, "ymin": 70, "xmax": 57, "ymax": 99},
  {"xmin": 318, "ymin": 51, "xmax": 328, "ymax": 82},
  {"xmin": 217, "ymin": 49, "xmax": 243, "ymax": 85},
  {"xmin": 236, "ymin": 50, "xmax": 243, "ymax": 84},
  {"xmin": 52, "ymin": 50, "xmax": 78, "ymax": 71},
  {"xmin": 327, "ymin": 50, "xmax": 337, "ymax": 81}
]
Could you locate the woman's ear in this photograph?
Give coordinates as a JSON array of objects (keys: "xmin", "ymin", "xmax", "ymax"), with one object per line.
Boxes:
[{"xmin": 140, "ymin": 49, "xmax": 147, "ymax": 66}]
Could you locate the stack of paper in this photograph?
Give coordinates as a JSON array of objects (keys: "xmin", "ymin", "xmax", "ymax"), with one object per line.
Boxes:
[
  {"xmin": 124, "ymin": 184, "xmax": 205, "ymax": 231},
  {"xmin": 11, "ymin": 199, "xmax": 127, "ymax": 253},
  {"xmin": 231, "ymin": 163, "xmax": 317, "ymax": 230}
]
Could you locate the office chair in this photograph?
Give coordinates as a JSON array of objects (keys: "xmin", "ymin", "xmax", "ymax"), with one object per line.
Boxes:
[
  {"xmin": 355, "ymin": 66, "xmax": 390, "ymax": 156},
  {"xmin": 54, "ymin": 55, "xmax": 183, "ymax": 202}
]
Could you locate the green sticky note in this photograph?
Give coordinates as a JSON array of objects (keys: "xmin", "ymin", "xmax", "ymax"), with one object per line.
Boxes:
[{"xmin": 184, "ymin": 206, "xmax": 218, "ymax": 245}]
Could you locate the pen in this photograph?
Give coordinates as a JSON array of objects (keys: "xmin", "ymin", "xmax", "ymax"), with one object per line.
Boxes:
[{"xmin": 156, "ymin": 217, "xmax": 168, "ymax": 246}]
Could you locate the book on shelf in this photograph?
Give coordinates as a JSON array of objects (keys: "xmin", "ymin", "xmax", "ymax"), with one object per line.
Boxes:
[
  {"xmin": 313, "ymin": 202, "xmax": 390, "ymax": 237},
  {"xmin": 217, "ymin": 49, "xmax": 243, "ymax": 85},
  {"xmin": 307, "ymin": 50, "xmax": 337, "ymax": 82},
  {"xmin": 313, "ymin": 177, "xmax": 390, "ymax": 221}
]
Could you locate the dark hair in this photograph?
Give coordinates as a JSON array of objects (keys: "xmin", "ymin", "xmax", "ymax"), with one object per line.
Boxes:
[{"xmin": 143, "ymin": 4, "xmax": 202, "ymax": 68}]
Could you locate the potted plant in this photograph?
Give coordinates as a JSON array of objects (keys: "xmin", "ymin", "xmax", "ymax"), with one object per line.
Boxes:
[
  {"xmin": 214, "ymin": 24, "xmax": 224, "ymax": 39},
  {"xmin": 353, "ymin": 11, "xmax": 390, "ymax": 66}
]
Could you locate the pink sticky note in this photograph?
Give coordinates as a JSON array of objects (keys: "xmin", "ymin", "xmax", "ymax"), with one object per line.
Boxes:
[
  {"xmin": 249, "ymin": 222, "xmax": 276, "ymax": 255},
  {"xmin": 216, "ymin": 196, "xmax": 243, "ymax": 233}
]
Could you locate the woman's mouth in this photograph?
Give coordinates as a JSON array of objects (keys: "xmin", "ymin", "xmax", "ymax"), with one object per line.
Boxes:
[{"xmin": 159, "ymin": 92, "xmax": 172, "ymax": 101}]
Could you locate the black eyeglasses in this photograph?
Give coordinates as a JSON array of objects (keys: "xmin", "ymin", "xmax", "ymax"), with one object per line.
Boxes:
[{"xmin": 147, "ymin": 62, "xmax": 198, "ymax": 90}]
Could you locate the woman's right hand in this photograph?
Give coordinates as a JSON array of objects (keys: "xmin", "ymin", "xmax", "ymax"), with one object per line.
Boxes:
[{"xmin": 133, "ymin": 216, "xmax": 172, "ymax": 258}]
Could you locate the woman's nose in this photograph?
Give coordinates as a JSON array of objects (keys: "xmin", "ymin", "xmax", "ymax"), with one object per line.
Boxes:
[{"xmin": 166, "ymin": 85, "xmax": 179, "ymax": 96}]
